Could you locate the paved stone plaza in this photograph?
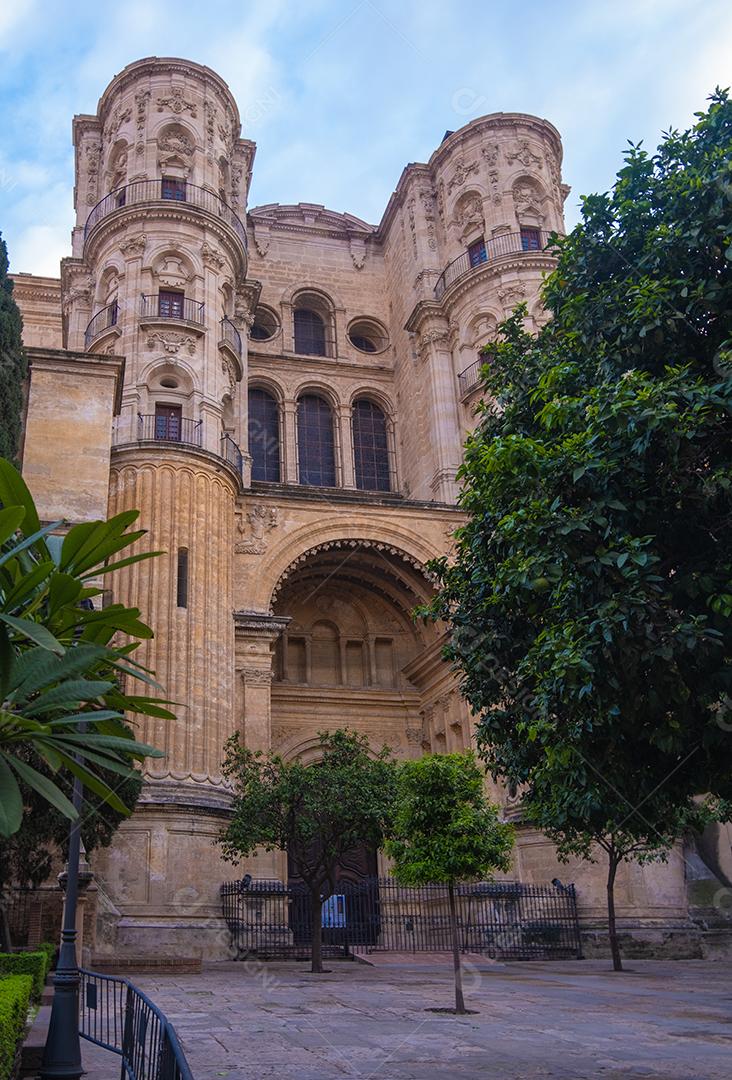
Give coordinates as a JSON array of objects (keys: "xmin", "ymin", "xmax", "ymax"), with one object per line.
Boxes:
[{"xmin": 79, "ymin": 957, "xmax": 732, "ymax": 1079}]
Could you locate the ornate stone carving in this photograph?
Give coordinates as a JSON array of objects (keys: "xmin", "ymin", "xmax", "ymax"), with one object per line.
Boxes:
[
  {"xmin": 234, "ymin": 281, "xmax": 261, "ymax": 328},
  {"xmin": 134, "ymin": 90, "xmax": 150, "ymax": 154},
  {"xmin": 119, "ymin": 233, "xmax": 147, "ymax": 256},
  {"xmin": 240, "ymin": 667, "xmax": 274, "ymax": 686},
  {"xmin": 453, "ymin": 193, "xmax": 484, "ymax": 237},
  {"xmin": 406, "ymin": 196, "xmax": 418, "ymax": 259},
  {"xmin": 447, "ymin": 159, "xmax": 479, "ymax": 194},
  {"xmin": 252, "ymin": 221, "xmax": 270, "ymax": 258},
  {"xmin": 419, "ymin": 187, "xmax": 438, "ymax": 251},
  {"xmin": 405, "ymin": 726, "xmax": 423, "ymax": 747},
  {"xmin": 201, "ymin": 242, "xmax": 225, "ymax": 271},
  {"xmin": 158, "ymin": 129, "xmax": 194, "ymax": 158},
  {"xmin": 417, "ymin": 328, "xmax": 450, "ymax": 356},
  {"xmin": 203, "ymin": 100, "xmax": 217, "ymax": 163},
  {"xmin": 85, "ymin": 142, "xmax": 102, "ymax": 205},
  {"xmin": 146, "ymin": 331, "xmax": 196, "ymax": 355},
  {"xmin": 507, "ymin": 139, "xmax": 543, "ymax": 169},
  {"xmin": 488, "ymin": 169, "xmax": 501, "ymax": 205},
  {"xmin": 512, "ymin": 180, "xmax": 544, "ymax": 216},
  {"xmin": 349, "ymin": 236, "xmax": 366, "ymax": 270},
  {"xmin": 498, "ymin": 282, "xmax": 527, "ymax": 308},
  {"xmin": 235, "ymin": 506, "xmax": 279, "ymax": 555},
  {"xmin": 103, "ymin": 104, "xmax": 131, "ymax": 141},
  {"xmin": 482, "ymin": 143, "xmax": 500, "ymax": 167},
  {"xmin": 222, "ymin": 356, "xmax": 237, "ymax": 396},
  {"xmin": 157, "ymin": 87, "xmax": 197, "ymax": 117},
  {"xmin": 231, "ymin": 162, "xmax": 244, "ymax": 202}
]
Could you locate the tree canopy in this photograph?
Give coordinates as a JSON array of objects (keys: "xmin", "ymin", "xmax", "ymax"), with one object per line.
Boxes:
[
  {"xmin": 423, "ymin": 91, "xmax": 732, "ymax": 968},
  {"xmin": 219, "ymin": 728, "xmax": 397, "ymax": 972}
]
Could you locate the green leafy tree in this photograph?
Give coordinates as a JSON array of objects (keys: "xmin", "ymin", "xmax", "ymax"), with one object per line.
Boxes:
[
  {"xmin": 423, "ymin": 92, "xmax": 732, "ymax": 970},
  {"xmin": 386, "ymin": 753, "xmax": 513, "ymax": 1013},
  {"xmin": 0, "ymin": 235, "xmax": 26, "ymax": 463},
  {"xmin": 219, "ymin": 729, "xmax": 397, "ymax": 973},
  {"xmin": 0, "ymin": 457, "xmax": 173, "ymax": 836}
]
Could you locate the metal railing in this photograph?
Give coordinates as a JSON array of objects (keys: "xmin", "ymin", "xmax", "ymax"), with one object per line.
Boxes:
[
  {"xmin": 221, "ymin": 877, "xmax": 582, "ymax": 961},
  {"xmin": 434, "ymin": 230, "xmax": 556, "ymax": 300},
  {"xmin": 458, "ymin": 358, "xmax": 486, "ymax": 398},
  {"xmin": 221, "ymin": 433, "xmax": 244, "ymax": 475},
  {"xmin": 84, "ymin": 179, "xmax": 247, "ymax": 251},
  {"xmin": 79, "ymin": 969, "xmax": 193, "ymax": 1080},
  {"xmin": 220, "ymin": 316, "xmax": 242, "ymax": 357},
  {"xmin": 140, "ymin": 294, "xmax": 205, "ymax": 326},
  {"xmin": 136, "ymin": 414, "xmax": 203, "ymax": 447},
  {"xmin": 84, "ymin": 302, "xmax": 119, "ymax": 349}
]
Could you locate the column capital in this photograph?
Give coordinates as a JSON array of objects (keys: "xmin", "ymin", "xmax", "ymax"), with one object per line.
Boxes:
[{"xmin": 234, "ymin": 610, "xmax": 291, "ymax": 640}]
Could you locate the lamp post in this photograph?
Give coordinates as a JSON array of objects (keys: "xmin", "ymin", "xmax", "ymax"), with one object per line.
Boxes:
[{"xmin": 39, "ymin": 774, "xmax": 84, "ymax": 1079}]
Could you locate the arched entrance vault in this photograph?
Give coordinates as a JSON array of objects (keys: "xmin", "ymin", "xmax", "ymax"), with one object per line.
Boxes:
[{"xmin": 233, "ymin": 539, "xmax": 474, "ymax": 884}]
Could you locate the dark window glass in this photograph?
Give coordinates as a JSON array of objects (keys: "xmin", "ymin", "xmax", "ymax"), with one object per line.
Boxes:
[
  {"xmin": 158, "ymin": 290, "xmax": 184, "ymax": 319},
  {"xmin": 248, "ymin": 388, "xmax": 281, "ymax": 483},
  {"xmin": 468, "ymin": 238, "xmax": 488, "ymax": 267},
  {"xmin": 161, "ymin": 177, "xmax": 187, "ymax": 201},
  {"xmin": 250, "ymin": 323, "xmax": 270, "ymax": 341},
  {"xmin": 294, "ymin": 308, "xmax": 327, "ymax": 356},
  {"xmin": 176, "ymin": 548, "xmax": 188, "ymax": 609},
  {"xmin": 520, "ymin": 227, "xmax": 541, "ymax": 251},
  {"xmin": 349, "ymin": 334, "xmax": 376, "ymax": 352},
  {"xmin": 297, "ymin": 395, "xmax": 336, "ymax": 487},
  {"xmin": 353, "ymin": 399, "xmax": 390, "ymax": 492},
  {"xmin": 155, "ymin": 403, "xmax": 182, "ymax": 441}
]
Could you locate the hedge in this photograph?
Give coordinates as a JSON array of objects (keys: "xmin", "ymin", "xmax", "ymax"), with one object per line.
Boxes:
[
  {"xmin": 0, "ymin": 953, "xmax": 49, "ymax": 1001},
  {"xmin": 0, "ymin": 974, "xmax": 33, "ymax": 1080}
]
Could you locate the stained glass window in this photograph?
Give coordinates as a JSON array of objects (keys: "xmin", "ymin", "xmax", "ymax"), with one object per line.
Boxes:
[
  {"xmin": 297, "ymin": 394, "xmax": 336, "ymax": 486},
  {"xmin": 294, "ymin": 309, "xmax": 327, "ymax": 356},
  {"xmin": 248, "ymin": 388, "xmax": 281, "ymax": 482}
]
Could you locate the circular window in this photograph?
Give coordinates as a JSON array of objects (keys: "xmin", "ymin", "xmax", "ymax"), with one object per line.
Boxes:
[
  {"xmin": 348, "ymin": 318, "xmax": 388, "ymax": 354},
  {"xmin": 250, "ymin": 306, "xmax": 279, "ymax": 342},
  {"xmin": 160, "ymin": 376, "xmax": 180, "ymax": 389}
]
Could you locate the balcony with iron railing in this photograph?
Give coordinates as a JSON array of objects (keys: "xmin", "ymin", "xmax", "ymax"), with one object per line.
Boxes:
[
  {"xmin": 84, "ymin": 301, "xmax": 119, "ymax": 349},
  {"xmin": 434, "ymin": 229, "xmax": 557, "ymax": 300},
  {"xmin": 84, "ymin": 179, "xmax": 248, "ymax": 252},
  {"xmin": 220, "ymin": 315, "xmax": 242, "ymax": 358},
  {"xmin": 140, "ymin": 293, "xmax": 205, "ymax": 326},
  {"xmin": 457, "ymin": 358, "xmax": 487, "ymax": 399},
  {"xmin": 112, "ymin": 414, "xmax": 245, "ymax": 480}
]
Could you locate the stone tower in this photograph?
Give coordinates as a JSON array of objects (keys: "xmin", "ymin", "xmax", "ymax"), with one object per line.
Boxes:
[{"xmin": 62, "ymin": 58, "xmax": 256, "ymax": 952}]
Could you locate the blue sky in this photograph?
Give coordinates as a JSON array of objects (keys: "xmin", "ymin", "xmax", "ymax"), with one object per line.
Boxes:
[{"xmin": 1, "ymin": 0, "xmax": 730, "ymax": 276}]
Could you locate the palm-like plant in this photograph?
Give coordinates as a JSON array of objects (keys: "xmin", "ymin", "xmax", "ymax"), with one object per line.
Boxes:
[{"xmin": 0, "ymin": 457, "xmax": 172, "ymax": 836}]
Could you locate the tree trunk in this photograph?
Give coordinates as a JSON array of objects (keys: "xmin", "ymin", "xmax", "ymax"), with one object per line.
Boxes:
[
  {"xmin": 447, "ymin": 882, "xmax": 466, "ymax": 1014},
  {"xmin": 310, "ymin": 887, "xmax": 323, "ymax": 974},
  {"xmin": 606, "ymin": 852, "xmax": 623, "ymax": 972}
]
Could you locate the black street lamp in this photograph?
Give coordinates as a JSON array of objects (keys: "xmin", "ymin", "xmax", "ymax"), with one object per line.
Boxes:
[{"xmin": 39, "ymin": 773, "xmax": 84, "ymax": 1080}]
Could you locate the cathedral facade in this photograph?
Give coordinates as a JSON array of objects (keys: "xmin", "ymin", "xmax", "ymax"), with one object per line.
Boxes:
[{"xmin": 13, "ymin": 57, "xmax": 696, "ymax": 959}]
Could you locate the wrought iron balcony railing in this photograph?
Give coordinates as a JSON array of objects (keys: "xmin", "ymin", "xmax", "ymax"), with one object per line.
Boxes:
[
  {"xmin": 84, "ymin": 179, "xmax": 248, "ymax": 251},
  {"xmin": 457, "ymin": 358, "xmax": 485, "ymax": 398},
  {"xmin": 434, "ymin": 229, "xmax": 556, "ymax": 300},
  {"xmin": 136, "ymin": 414, "xmax": 203, "ymax": 447},
  {"xmin": 84, "ymin": 301, "xmax": 119, "ymax": 349},
  {"xmin": 220, "ymin": 315, "xmax": 242, "ymax": 357},
  {"xmin": 221, "ymin": 432, "xmax": 244, "ymax": 474},
  {"xmin": 140, "ymin": 293, "xmax": 205, "ymax": 326}
]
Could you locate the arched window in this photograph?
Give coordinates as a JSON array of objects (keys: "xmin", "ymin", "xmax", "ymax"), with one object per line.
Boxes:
[
  {"xmin": 248, "ymin": 388, "xmax": 281, "ymax": 482},
  {"xmin": 297, "ymin": 394, "xmax": 336, "ymax": 487},
  {"xmin": 352, "ymin": 398, "xmax": 390, "ymax": 492},
  {"xmin": 294, "ymin": 308, "xmax": 326, "ymax": 356}
]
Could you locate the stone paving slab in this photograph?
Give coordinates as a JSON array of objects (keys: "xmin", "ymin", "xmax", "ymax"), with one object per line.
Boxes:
[{"xmin": 79, "ymin": 958, "xmax": 732, "ymax": 1080}]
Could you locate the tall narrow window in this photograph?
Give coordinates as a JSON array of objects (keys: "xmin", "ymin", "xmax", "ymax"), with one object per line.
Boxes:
[
  {"xmin": 161, "ymin": 176, "xmax": 187, "ymax": 201},
  {"xmin": 297, "ymin": 394, "xmax": 336, "ymax": 487},
  {"xmin": 294, "ymin": 309, "xmax": 326, "ymax": 356},
  {"xmin": 155, "ymin": 403, "xmax": 182, "ymax": 441},
  {"xmin": 468, "ymin": 237, "xmax": 488, "ymax": 267},
  {"xmin": 176, "ymin": 547, "xmax": 188, "ymax": 609},
  {"xmin": 352, "ymin": 398, "xmax": 390, "ymax": 492},
  {"xmin": 158, "ymin": 290, "xmax": 184, "ymax": 319},
  {"xmin": 248, "ymin": 387, "xmax": 281, "ymax": 482},
  {"xmin": 520, "ymin": 227, "xmax": 541, "ymax": 251}
]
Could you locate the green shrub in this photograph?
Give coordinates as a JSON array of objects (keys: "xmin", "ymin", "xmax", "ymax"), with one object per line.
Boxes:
[
  {"xmin": 36, "ymin": 943, "xmax": 56, "ymax": 976},
  {"xmin": 0, "ymin": 953, "xmax": 47, "ymax": 1000},
  {"xmin": 0, "ymin": 974, "xmax": 33, "ymax": 1080}
]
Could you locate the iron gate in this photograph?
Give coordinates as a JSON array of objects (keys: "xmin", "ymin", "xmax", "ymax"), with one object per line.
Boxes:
[{"xmin": 221, "ymin": 877, "xmax": 582, "ymax": 961}]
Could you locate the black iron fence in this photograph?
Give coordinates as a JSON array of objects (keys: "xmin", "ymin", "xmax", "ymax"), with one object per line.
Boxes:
[
  {"xmin": 84, "ymin": 301, "xmax": 119, "ymax": 348},
  {"xmin": 221, "ymin": 877, "xmax": 582, "ymax": 961},
  {"xmin": 140, "ymin": 293, "xmax": 205, "ymax": 326},
  {"xmin": 220, "ymin": 315, "xmax": 242, "ymax": 357},
  {"xmin": 136, "ymin": 414, "xmax": 203, "ymax": 447},
  {"xmin": 79, "ymin": 968, "xmax": 193, "ymax": 1080},
  {"xmin": 457, "ymin": 359, "xmax": 486, "ymax": 398}
]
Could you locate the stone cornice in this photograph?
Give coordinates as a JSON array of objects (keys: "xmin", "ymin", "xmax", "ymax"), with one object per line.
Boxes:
[
  {"xmin": 111, "ymin": 442, "xmax": 244, "ymax": 493},
  {"xmin": 26, "ymin": 347, "xmax": 125, "ymax": 414},
  {"xmin": 95, "ymin": 56, "xmax": 242, "ymax": 131},
  {"xmin": 248, "ymin": 203, "xmax": 375, "ymax": 241},
  {"xmin": 10, "ymin": 275, "xmax": 62, "ymax": 305},
  {"xmin": 435, "ymin": 252, "xmax": 558, "ymax": 309},
  {"xmin": 247, "ymin": 351, "xmax": 394, "ymax": 378},
  {"xmin": 233, "ymin": 610, "xmax": 291, "ymax": 638}
]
